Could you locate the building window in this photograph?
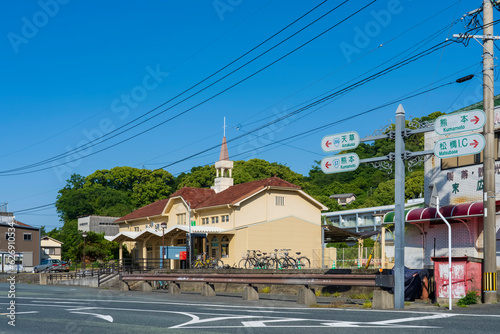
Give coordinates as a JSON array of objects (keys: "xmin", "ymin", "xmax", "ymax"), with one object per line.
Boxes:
[
  {"xmin": 221, "ymin": 236, "xmax": 229, "ymax": 257},
  {"xmin": 202, "ymin": 218, "xmax": 209, "ymax": 225},
  {"xmin": 134, "ymin": 227, "xmax": 139, "ymax": 232},
  {"xmin": 211, "ymin": 236, "xmax": 219, "ymax": 258},
  {"xmin": 176, "ymin": 238, "xmax": 186, "ymax": 245},
  {"xmin": 211, "ymin": 216, "xmax": 219, "ymax": 224},
  {"xmin": 177, "ymin": 213, "xmax": 186, "ymax": 225},
  {"xmin": 23, "ymin": 233, "xmax": 32, "ymax": 241},
  {"xmin": 275, "ymin": 196, "xmax": 285, "ymax": 206},
  {"xmin": 221, "ymin": 215, "xmax": 229, "ymax": 222}
]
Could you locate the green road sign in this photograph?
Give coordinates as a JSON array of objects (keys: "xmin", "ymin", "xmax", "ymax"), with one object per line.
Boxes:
[
  {"xmin": 321, "ymin": 153, "xmax": 359, "ymax": 174},
  {"xmin": 191, "ymin": 221, "xmax": 196, "ymax": 227},
  {"xmin": 321, "ymin": 131, "xmax": 360, "ymax": 152},
  {"xmin": 433, "ymin": 133, "xmax": 485, "ymax": 158},
  {"xmin": 434, "ymin": 110, "xmax": 485, "ymax": 135}
]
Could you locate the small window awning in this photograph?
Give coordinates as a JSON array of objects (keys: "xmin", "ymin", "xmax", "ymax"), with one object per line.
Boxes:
[{"xmin": 383, "ymin": 200, "xmax": 500, "ymax": 224}]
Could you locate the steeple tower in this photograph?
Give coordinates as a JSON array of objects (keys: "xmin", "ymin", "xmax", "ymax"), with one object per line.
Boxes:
[{"xmin": 211, "ymin": 118, "xmax": 233, "ymax": 193}]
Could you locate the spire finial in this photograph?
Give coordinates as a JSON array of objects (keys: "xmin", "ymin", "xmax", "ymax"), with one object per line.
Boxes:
[{"xmin": 223, "ymin": 117, "xmax": 227, "ymax": 137}]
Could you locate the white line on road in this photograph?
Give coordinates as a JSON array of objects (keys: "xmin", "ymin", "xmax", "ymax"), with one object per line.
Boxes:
[{"xmin": 70, "ymin": 311, "xmax": 113, "ymax": 323}]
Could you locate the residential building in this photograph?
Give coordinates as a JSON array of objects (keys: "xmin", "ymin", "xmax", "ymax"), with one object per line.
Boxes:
[
  {"xmin": 40, "ymin": 236, "xmax": 63, "ymax": 261},
  {"xmin": 0, "ymin": 211, "xmax": 40, "ymax": 272},
  {"xmin": 329, "ymin": 193, "xmax": 356, "ymax": 206},
  {"xmin": 78, "ymin": 215, "xmax": 120, "ymax": 236},
  {"xmin": 107, "ymin": 136, "xmax": 328, "ymax": 268}
]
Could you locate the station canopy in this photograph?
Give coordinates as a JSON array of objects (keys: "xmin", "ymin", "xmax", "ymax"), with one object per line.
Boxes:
[{"xmin": 323, "ymin": 224, "xmax": 380, "ymax": 243}]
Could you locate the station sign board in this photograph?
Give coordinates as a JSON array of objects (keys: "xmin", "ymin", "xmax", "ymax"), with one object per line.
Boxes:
[
  {"xmin": 321, "ymin": 131, "xmax": 360, "ymax": 152},
  {"xmin": 321, "ymin": 153, "xmax": 360, "ymax": 174},
  {"xmin": 434, "ymin": 110, "xmax": 485, "ymax": 135}
]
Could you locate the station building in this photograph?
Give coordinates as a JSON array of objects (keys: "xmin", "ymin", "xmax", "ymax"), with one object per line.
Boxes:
[{"xmin": 107, "ymin": 136, "xmax": 327, "ymax": 268}]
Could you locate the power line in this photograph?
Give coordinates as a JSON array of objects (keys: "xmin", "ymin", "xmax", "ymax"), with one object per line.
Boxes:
[
  {"xmin": 0, "ymin": 0, "xmax": 338, "ymax": 174},
  {"xmin": 0, "ymin": 1, "xmax": 377, "ymax": 176}
]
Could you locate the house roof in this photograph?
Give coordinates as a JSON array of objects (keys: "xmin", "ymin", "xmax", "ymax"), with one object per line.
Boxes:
[
  {"xmin": 169, "ymin": 187, "xmax": 216, "ymax": 209},
  {"xmin": 41, "ymin": 235, "xmax": 64, "ymax": 245},
  {"xmin": 330, "ymin": 193, "xmax": 356, "ymax": 199},
  {"xmin": 115, "ymin": 198, "xmax": 170, "ymax": 222},
  {"xmin": 197, "ymin": 177, "xmax": 300, "ymax": 209},
  {"xmin": 116, "ymin": 177, "xmax": 305, "ymax": 222}
]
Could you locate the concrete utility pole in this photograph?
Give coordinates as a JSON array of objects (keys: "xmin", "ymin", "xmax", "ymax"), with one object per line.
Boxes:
[
  {"xmin": 482, "ymin": 0, "xmax": 497, "ymax": 303},
  {"xmin": 393, "ymin": 105, "xmax": 406, "ymax": 309}
]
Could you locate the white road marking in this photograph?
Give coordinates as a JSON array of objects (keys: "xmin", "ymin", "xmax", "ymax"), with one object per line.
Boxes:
[
  {"xmin": 0, "ymin": 311, "xmax": 39, "ymax": 315},
  {"xmin": 368, "ymin": 313, "xmax": 457, "ymax": 325},
  {"xmin": 70, "ymin": 311, "xmax": 113, "ymax": 323}
]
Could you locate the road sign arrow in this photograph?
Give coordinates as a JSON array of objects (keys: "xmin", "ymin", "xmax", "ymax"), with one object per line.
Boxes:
[
  {"xmin": 325, "ymin": 140, "xmax": 331, "ymax": 148},
  {"xmin": 470, "ymin": 139, "xmax": 479, "ymax": 148},
  {"xmin": 325, "ymin": 161, "xmax": 331, "ymax": 169},
  {"xmin": 471, "ymin": 116, "xmax": 480, "ymax": 124}
]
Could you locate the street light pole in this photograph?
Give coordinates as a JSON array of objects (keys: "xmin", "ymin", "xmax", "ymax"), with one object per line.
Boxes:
[
  {"xmin": 82, "ymin": 232, "xmax": 87, "ymax": 270},
  {"xmin": 161, "ymin": 222, "xmax": 166, "ymax": 269}
]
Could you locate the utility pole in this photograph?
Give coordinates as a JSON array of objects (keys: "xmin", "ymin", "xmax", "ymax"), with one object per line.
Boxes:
[
  {"xmin": 482, "ymin": 0, "xmax": 497, "ymax": 304},
  {"xmin": 452, "ymin": 0, "xmax": 499, "ymax": 304}
]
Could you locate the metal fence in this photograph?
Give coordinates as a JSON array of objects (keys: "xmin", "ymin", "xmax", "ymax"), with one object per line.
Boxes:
[{"xmin": 329, "ymin": 246, "xmax": 394, "ymax": 269}]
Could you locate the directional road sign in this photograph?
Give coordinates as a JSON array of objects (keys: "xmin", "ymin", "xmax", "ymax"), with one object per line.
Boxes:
[
  {"xmin": 433, "ymin": 133, "xmax": 485, "ymax": 159},
  {"xmin": 321, "ymin": 153, "xmax": 360, "ymax": 174},
  {"xmin": 434, "ymin": 110, "xmax": 485, "ymax": 135},
  {"xmin": 321, "ymin": 131, "xmax": 360, "ymax": 152}
]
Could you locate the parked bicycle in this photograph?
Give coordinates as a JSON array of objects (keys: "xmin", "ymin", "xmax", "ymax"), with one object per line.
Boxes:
[
  {"xmin": 278, "ymin": 249, "xmax": 310, "ymax": 269},
  {"xmin": 191, "ymin": 253, "xmax": 224, "ymax": 269},
  {"xmin": 239, "ymin": 250, "xmax": 271, "ymax": 269}
]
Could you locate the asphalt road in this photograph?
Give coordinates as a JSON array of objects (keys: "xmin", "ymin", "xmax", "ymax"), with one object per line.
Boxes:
[{"xmin": 1, "ymin": 283, "xmax": 500, "ymax": 333}]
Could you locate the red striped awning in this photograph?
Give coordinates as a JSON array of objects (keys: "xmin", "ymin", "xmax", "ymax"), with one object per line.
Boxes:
[{"xmin": 384, "ymin": 200, "xmax": 500, "ymax": 223}]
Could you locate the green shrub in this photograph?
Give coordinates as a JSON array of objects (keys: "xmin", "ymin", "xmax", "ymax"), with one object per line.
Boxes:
[
  {"xmin": 457, "ymin": 291, "xmax": 479, "ymax": 307},
  {"xmin": 261, "ymin": 287, "xmax": 271, "ymax": 294},
  {"xmin": 362, "ymin": 301, "xmax": 372, "ymax": 308},
  {"xmin": 332, "ymin": 292, "xmax": 341, "ymax": 298}
]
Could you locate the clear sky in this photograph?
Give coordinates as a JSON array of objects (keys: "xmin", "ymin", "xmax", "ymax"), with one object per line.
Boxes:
[{"xmin": 0, "ymin": 0, "xmax": 493, "ymax": 230}]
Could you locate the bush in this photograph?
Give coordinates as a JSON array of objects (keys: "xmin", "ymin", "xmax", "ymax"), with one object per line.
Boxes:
[{"xmin": 457, "ymin": 291, "xmax": 479, "ymax": 307}]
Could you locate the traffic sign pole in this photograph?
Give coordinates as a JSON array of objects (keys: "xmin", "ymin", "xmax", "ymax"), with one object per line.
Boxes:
[{"xmin": 394, "ymin": 104, "xmax": 406, "ymax": 310}]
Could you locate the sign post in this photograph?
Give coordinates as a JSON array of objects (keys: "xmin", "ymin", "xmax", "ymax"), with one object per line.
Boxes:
[
  {"xmin": 321, "ymin": 131, "xmax": 360, "ymax": 152},
  {"xmin": 321, "ymin": 153, "xmax": 359, "ymax": 174},
  {"xmin": 434, "ymin": 110, "xmax": 485, "ymax": 135},
  {"xmin": 433, "ymin": 133, "xmax": 485, "ymax": 159}
]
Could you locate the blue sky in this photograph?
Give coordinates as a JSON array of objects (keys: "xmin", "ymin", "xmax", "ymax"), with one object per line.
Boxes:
[{"xmin": 0, "ymin": 0, "xmax": 492, "ymax": 230}]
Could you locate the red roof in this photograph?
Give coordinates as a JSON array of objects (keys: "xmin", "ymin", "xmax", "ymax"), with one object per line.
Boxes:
[
  {"xmin": 198, "ymin": 177, "xmax": 300, "ymax": 208},
  {"xmin": 116, "ymin": 198, "xmax": 170, "ymax": 222},
  {"xmin": 169, "ymin": 187, "xmax": 215, "ymax": 208},
  {"xmin": 14, "ymin": 219, "xmax": 32, "ymax": 227},
  {"xmin": 116, "ymin": 177, "xmax": 301, "ymax": 221}
]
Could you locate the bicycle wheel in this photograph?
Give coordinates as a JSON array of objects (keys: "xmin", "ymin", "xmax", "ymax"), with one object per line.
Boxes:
[
  {"xmin": 278, "ymin": 258, "xmax": 291, "ymax": 269},
  {"xmin": 245, "ymin": 259, "xmax": 256, "ymax": 269},
  {"xmin": 215, "ymin": 259, "xmax": 224, "ymax": 269},
  {"xmin": 266, "ymin": 258, "xmax": 277, "ymax": 270},
  {"xmin": 238, "ymin": 259, "xmax": 247, "ymax": 269},
  {"xmin": 296, "ymin": 257, "xmax": 310, "ymax": 269},
  {"xmin": 191, "ymin": 260, "xmax": 199, "ymax": 269}
]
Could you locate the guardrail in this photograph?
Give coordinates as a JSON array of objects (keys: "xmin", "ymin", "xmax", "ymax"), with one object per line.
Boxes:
[
  {"xmin": 121, "ymin": 273, "xmax": 379, "ymax": 286},
  {"xmin": 120, "ymin": 271, "xmax": 393, "ymax": 305}
]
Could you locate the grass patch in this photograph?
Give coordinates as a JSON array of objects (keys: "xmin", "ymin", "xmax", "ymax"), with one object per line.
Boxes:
[
  {"xmin": 261, "ymin": 287, "xmax": 271, "ymax": 294},
  {"xmin": 349, "ymin": 293, "xmax": 371, "ymax": 300},
  {"xmin": 362, "ymin": 301, "xmax": 372, "ymax": 308},
  {"xmin": 457, "ymin": 291, "xmax": 479, "ymax": 307},
  {"xmin": 333, "ymin": 292, "xmax": 341, "ymax": 298}
]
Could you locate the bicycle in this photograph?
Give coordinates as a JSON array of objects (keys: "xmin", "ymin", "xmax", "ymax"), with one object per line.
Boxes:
[
  {"xmin": 239, "ymin": 250, "xmax": 269, "ymax": 269},
  {"xmin": 191, "ymin": 253, "xmax": 224, "ymax": 269}
]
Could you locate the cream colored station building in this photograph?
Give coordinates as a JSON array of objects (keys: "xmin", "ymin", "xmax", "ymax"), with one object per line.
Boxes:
[{"xmin": 107, "ymin": 137, "xmax": 327, "ymax": 268}]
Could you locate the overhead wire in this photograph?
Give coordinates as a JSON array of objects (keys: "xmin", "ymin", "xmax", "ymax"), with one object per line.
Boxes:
[
  {"xmin": 0, "ymin": 1, "xmax": 378, "ymax": 175},
  {"xmin": 0, "ymin": 0, "xmax": 338, "ymax": 174}
]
